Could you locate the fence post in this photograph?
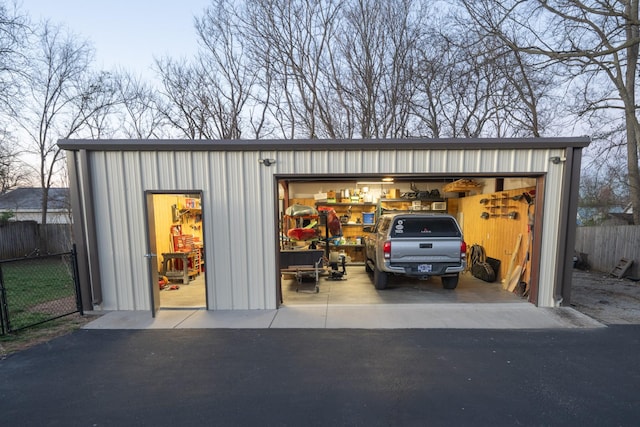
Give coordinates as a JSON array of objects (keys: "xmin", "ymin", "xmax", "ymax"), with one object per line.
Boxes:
[
  {"xmin": 0, "ymin": 263, "xmax": 7, "ymax": 335},
  {"xmin": 71, "ymin": 245, "xmax": 84, "ymax": 316}
]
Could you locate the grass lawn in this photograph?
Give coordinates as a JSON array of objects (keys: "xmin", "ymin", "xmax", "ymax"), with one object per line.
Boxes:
[{"xmin": 1, "ymin": 256, "xmax": 78, "ymax": 332}]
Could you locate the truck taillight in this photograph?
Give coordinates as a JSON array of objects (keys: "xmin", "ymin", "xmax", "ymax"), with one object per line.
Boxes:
[
  {"xmin": 383, "ymin": 241, "xmax": 391, "ymax": 259},
  {"xmin": 461, "ymin": 241, "xmax": 467, "ymax": 259}
]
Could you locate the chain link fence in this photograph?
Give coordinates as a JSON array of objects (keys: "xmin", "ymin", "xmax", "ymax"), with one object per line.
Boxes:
[{"xmin": 0, "ymin": 248, "xmax": 82, "ymax": 334}]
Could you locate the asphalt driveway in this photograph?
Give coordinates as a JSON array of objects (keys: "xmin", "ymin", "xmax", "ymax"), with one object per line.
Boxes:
[{"xmin": 1, "ymin": 327, "xmax": 639, "ymax": 426}]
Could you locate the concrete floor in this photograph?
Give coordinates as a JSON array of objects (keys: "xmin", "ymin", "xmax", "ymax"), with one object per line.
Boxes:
[
  {"xmin": 281, "ymin": 269, "xmax": 523, "ymax": 305},
  {"xmin": 159, "ymin": 274, "xmax": 206, "ymax": 308},
  {"xmin": 84, "ymin": 269, "xmax": 604, "ymax": 330}
]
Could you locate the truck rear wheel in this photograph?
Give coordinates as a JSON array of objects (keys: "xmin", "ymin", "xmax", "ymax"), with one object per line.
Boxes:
[
  {"xmin": 441, "ymin": 274, "xmax": 459, "ymax": 289},
  {"xmin": 374, "ymin": 268, "xmax": 388, "ymax": 290}
]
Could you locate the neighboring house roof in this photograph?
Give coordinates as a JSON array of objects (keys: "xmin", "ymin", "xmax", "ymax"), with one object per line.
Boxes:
[{"xmin": 0, "ymin": 187, "xmax": 70, "ymax": 211}]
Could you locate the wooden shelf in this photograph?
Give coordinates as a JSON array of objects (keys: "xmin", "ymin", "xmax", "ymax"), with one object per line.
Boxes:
[
  {"xmin": 380, "ymin": 198, "xmax": 443, "ymax": 202},
  {"xmin": 315, "ymin": 202, "xmax": 375, "ymax": 207}
]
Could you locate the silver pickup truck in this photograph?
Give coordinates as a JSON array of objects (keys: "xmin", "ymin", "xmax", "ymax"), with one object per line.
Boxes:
[{"xmin": 364, "ymin": 213, "xmax": 467, "ymax": 290}]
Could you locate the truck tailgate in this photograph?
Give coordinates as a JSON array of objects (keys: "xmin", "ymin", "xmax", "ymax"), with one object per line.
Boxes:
[{"xmin": 390, "ymin": 238, "xmax": 461, "ymax": 263}]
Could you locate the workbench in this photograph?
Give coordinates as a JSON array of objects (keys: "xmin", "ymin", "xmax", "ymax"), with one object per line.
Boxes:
[{"xmin": 162, "ymin": 252, "xmax": 198, "ymax": 283}]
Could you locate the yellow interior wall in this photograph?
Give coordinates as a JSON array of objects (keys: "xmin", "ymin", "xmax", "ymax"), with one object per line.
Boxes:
[
  {"xmin": 153, "ymin": 194, "xmax": 203, "ymax": 273},
  {"xmin": 456, "ymin": 187, "xmax": 534, "ymax": 281}
]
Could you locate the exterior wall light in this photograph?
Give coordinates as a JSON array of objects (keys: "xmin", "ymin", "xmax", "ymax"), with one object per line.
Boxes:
[
  {"xmin": 259, "ymin": 158, "xmax": 276, "ymax": 166},
  {"xmin": 550, "ymin": 156, "xmax": 566, "ymax": 164}
]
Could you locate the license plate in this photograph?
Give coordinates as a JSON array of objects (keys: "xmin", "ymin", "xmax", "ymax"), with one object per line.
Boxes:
[{"xmin": 418, "ymin": 264, "xmax": 432, "ymax": 273}]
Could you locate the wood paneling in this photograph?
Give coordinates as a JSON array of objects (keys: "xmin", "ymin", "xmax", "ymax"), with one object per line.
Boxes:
[{"xmin": 458, "ymin": 187, "xmax": 535, "ymax": 281}]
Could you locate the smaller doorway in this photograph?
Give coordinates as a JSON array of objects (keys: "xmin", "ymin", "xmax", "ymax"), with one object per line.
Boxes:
[{"xmin": 146, "ymin": 192, "xmax": 206, "ymax": 313}]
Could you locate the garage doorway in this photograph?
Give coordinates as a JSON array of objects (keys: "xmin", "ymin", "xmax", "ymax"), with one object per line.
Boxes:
[
  {"xmin": 276, "ymin": 175, "xmax": 543, "ymax": 306},
  {"xmin": 146, "ymin": 192, "xmax": 206, "ymax": 315}
]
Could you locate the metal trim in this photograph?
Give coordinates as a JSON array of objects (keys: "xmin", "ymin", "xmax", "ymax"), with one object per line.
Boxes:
[
  {"xmin": 58, "ymin": 137, "xmax": 591, "ymax": 152},
  {"xmin": 76, "ymin": 149, "xmax": 103, "ymax": 307},
  {"xmin": 555, "ymin": 147, "xmax": 583, "ymax": 306}
]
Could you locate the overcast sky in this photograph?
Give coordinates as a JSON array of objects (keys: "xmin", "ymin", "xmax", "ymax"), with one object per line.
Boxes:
[{"xmin": 21, "ymin": 0, "xmax": 211, "ymax": 77}]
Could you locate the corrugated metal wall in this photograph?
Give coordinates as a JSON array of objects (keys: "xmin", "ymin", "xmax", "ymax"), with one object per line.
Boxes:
[{"xmin": 86, "ymin": 147, "xmax": 566, "ymax": 310}]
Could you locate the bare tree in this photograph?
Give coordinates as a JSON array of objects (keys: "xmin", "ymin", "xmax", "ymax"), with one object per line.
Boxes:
[
  {"xmin": 580, "ymin": 157, "xmax": 630, "ymax": 225},
  {"xmin": 114, "ymin": 70, "xmax": 168, "ymax": 139},
  {"xmin": 0, "ymin": 130, "xmax": 29, "ymax": 193},
  {"xmin": 14, "ymin": 22, "xmax": 117, "ymax": 225},
  {"xmin": 461, "ymin": 0, "xmax": 640, "ymax": 224},
  {"xmin": 156, "ymin": 0, "xmax": 259, "ymax": 140},
  {"xmin": 0, "ymin": 2, "xmax": 31, "ymax": 191},
  {"xmin": 0, "ymin": 1, "xmax": 28, "ymax": 112},
  {"xmin": 152, "ymin": 0, "xmax": 561, "ymax": 142},
  {"xmin": 242, "ymin": 0, "xmax": 342, "ymax": 139},
  {"xmin": 331, "ymin": 0, "xmax": 422, "ymax": 138},
  {"xmin": 155, "ymin": 59, "xmax": 206, "ymax": 139}
]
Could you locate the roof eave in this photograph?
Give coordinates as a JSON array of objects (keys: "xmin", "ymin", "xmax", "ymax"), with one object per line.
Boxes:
[{"xmin": 58, "ymin": 137, "xmax": 591, "ymax": 152}]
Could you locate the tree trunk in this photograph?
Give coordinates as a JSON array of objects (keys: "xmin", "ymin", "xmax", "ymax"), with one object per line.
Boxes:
[{"xmin": 625, "ymin": 0, "xmax": 640, "ymax": 225}]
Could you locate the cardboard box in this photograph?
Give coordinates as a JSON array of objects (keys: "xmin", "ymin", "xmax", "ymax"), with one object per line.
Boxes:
[{"xmin": 387, "ymin": 189, "xmax": 401, "ymax": 199}]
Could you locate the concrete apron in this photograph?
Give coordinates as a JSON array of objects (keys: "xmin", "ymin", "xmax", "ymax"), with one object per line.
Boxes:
[{"xmin": 83, "ymin": 271, "xmax": 604, "ymax": 330}]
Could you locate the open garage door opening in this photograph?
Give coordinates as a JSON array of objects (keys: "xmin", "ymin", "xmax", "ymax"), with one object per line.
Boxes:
[{"xmin": 276, "ymin": 175, "xmax": 543, "ymax": 307}]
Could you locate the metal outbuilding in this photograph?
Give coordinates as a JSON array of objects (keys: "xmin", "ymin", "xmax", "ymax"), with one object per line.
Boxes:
[{"xmin": 58, "ymin": 138, "xmax": 589, "ymax": 314}]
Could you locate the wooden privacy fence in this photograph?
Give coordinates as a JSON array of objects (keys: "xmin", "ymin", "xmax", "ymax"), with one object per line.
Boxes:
[
  {"xmin": 0, "ymin": 221, "xmax": 73, "ymax": 259},
  {"xmin": 575, "ymin": 225, "xmax": 640, "ymax": 277}
]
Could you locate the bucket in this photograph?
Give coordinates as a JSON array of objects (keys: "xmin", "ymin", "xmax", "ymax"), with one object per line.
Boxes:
[{"xmin": 363, "ymin": 212, "xmax": 375, "ymax": 224}]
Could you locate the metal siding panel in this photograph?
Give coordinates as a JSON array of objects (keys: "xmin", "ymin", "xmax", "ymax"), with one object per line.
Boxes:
[
  {"xmin": 259, "ymin": 152, "xmax": 278, "ymax": 309},
  {"xmin": 174, "ymin": 152, "xmax": 194, "ymax": 188},
  {"xmin": 312, "ymin": 151, "xmax": 328, "ymax": 173},
  {"xmin": 207, "ymin": 152, "xmax": 234, "ymax": 309},
  {"xmin": 139, "ymin": 152, "xmax": 160, "ymax": 189},
  {"xmin": 189, "ymin": 153, "xmax": 211, "ymax": 307},
  {"xmin": 379, "ymin": 150, "xmax": 397, "ymax": 172},
  {"xmin": 296, "ymin": 151, "xmax": 314, "ymax": 173},
  {"xmin": 122, "ymin": 152, "xmax": 149, "ymax": 310},
  {"xmin": 428, "ymin": 150, "xmax": 447, "ymax": 173},
  {"xmin": 410, "ymin": 150, "xmax": 428, "ymax": 172},
  {"xmin": 532, "ymin": 149, "xmax": 551, "ymax": 171},
  {"xmin": 90, "ymin": 153, "xmax": 118, "ymax": 310},
  {"xmin": 105, "ymin": 152, "xmax": 134, "ymax": 311},
  {"xmin": 226, "ymin": 152, "xmax": 249, "ymax": 308},
  {"xmin": 90, "ymin": 152, "xmax": 136, "ymax": 311},
  {"xmin": 396, "ymin": 151, "xmax": 412, "ymax": 173},
  {"xmin": 84, "ymin": 146, "xmax": 568, "ymax": 311},
  {"xmin": 361, "ymin": 151, "xmax": 379, "ymax": 173},
  {"xmin": 327, "ymin": 150, "xmax": 344, "ymax": 174},
  {"xmin": 444, "ymin": 150, "xmax": 458, "ymax": 172},
  {"xmin": 242, "ymin": 153, "xmax": 266, "ymax": 309},
  {"xmin": 460, "ymin": 150, "xmax": 479, "ymax": 173},
  {"xmin": 344, "ymin": 151, "xmax": 361, "ymax": 174}
]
